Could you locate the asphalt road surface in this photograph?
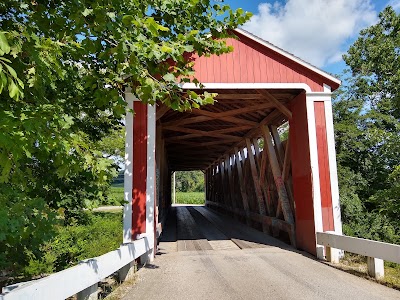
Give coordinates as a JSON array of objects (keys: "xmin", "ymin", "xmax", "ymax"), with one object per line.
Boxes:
[{"xmin": 122, "ymin": 205, "xmax": 400, "ymax": 300}]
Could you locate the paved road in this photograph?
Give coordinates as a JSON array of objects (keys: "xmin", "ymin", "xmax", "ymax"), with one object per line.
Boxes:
[{"xmin": 122, "ymin": 205, "xmax": 400, "ymax": 300}]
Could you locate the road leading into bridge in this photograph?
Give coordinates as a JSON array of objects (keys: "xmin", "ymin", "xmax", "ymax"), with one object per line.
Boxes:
[{"xmin": 122, "ymin": 205, "xmax": 400, "ymax": 300}]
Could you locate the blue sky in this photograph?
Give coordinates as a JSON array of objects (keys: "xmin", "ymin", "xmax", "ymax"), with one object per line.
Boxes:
[{"xmin": 224, "ymin": 0, "xmax": 400, "ymax": 76}]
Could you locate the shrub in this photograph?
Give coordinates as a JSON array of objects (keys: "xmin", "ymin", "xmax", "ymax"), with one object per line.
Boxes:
[{"xmin": 24, "ymin": 211, "xmax": 122, "ymax": 276}]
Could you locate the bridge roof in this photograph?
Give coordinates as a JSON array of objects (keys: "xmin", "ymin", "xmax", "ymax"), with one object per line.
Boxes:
[{"xmin": 158, "ymin": 30, "xmax": 339, "ymax": 171}]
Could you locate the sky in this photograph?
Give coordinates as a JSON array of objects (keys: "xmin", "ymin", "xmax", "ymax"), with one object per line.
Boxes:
[{"xmin": 224, "ymin": 0, "xmax": 400, "ymax": 76}]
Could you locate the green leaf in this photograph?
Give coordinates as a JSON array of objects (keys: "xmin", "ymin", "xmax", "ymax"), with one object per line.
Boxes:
[
  {"xmin": 82, "ymin": 8, "xmax": 93, "ymax": 17},
  {"xmin": 8, "ymin": 80, "xmax": 19, "ymax": 99},
  {"xmin": 163, "ymin": 73, "xmax": 175, "ymax": 82},
  {"xmin": 122, "ymin": 15, "xmax": 134, "ymax": 25},
  {"xmin": 0, "ymin": 32, "xmax": 10, "ymax": 54},
  {"xmin": 161, "ymin": 45, "xmax": 173, "ymax": 53},
  {"xmin": 5, "ymin": 64, "xmax": 18, "ymax": 79}
]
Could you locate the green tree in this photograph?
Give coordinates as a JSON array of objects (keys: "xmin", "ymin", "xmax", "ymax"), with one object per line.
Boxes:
[
  {"xmin": 334, "ymin": 6, "xmax": 400, "ymax": 242},
  {"xmin": 0, "ymin": 0, "xmax": 251, "ymax": 274},
  {"xmin": 175, "ymin": 170, "xmax": 204, "ymax": 192}
]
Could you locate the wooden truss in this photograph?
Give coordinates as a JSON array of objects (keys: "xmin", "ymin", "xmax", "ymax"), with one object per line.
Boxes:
[{"xmin": 157, "ymin": 88, "xmax": 300, "ymax": 246}]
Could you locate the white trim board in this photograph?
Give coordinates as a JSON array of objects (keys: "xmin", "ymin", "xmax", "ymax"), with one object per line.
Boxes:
[
  {"xmin": 180, "ymin": 82, "xmax": 313, "ymax": 92},
  {"xmin": 123, "ymin": 89, "xmax": 135, "ymax": 243}
]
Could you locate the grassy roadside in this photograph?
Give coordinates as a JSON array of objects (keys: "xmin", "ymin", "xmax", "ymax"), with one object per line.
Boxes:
[
  {"xmin": 329, "ymin": 254, "xmax": 400, "ymax": 290},
  {"xmin": 175, "ymin": 192, "xmax": 205, "ymax": 205}
]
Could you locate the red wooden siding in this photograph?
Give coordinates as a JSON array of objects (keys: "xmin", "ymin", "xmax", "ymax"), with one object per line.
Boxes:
[
  {"xmin": 314, "ymin": 102, "xmax": 335, "ymax": 231},
  {"xmin": 289, "ymin": 93, "xmax": 316, "ymax": 255},
  {"xmin": 132, "ymin": 102, "xmax": 148, "ymax": 239},
  {"xmin": 190, "ymin": 32, "xmax": 333, "ymax": 92}
]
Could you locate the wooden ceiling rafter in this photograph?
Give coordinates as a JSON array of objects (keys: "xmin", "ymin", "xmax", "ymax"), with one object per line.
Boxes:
[
  {"xmin": 159, "ymin": 89, "xmax": 299, "ymax": 171},
  {"xmin": 256, "ymin": 89, "xmax": 292, "ymax": 119}
]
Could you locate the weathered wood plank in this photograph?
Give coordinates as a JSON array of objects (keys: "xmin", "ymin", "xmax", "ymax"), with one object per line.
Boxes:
[
  {"xmin": 226, "ymin": 155, "xmax": 237, "ymax": 210},
  {"xmin": 234, "ymin": 147, "xmax": 251, "ymax": 225},
  {"xmin": 270, "ymin": 125, "xmax": 285, "ymax": 168},
  {"xmin": 163, "ymin": 125, "xmax": 252, "ymax": 135},
  {"xmin": 261, "ymin": 126, "xmax": 295, "ymax": 229},
  {"xmin": 206, "ymin": 200, "xmax": 294, "ymax": 238},
  {"xmin": 282, "ymin": 135, "xmax": 291, "ymax": 181},
  {"xmin": 156, "ymin": 104, "xmax": 170, "ymax": 121},
  {"xmin": 167, "ymin": 132, "xmax": 242, "ymax": 142},
  {"xmin": 191, "ymin": 102, "xmax": 273, "ymax": 118},
  {"xmin": 245, "ymin": 138, "xmax": 269, "ymax": 234},
  {"xmin": 219, "ymin": 160, "xmax": 228, "ymax": 206}
]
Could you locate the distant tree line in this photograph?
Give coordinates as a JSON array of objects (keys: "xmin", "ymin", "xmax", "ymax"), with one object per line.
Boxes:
[{"xmin": 174, "ymin": 171, "xmax": 205, "ymax": 193}]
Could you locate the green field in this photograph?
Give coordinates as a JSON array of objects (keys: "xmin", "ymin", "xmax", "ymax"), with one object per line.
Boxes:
[
  {"xmin": 102, "ymin": 185, "xmax": 125, "ymax": 206},
  {"xmin": 104, "ymin": 185, "xmax": 205, "ymax": 206},
  {"xmin": 175, "ymin": 192, "xmax": 205, "ymax": 205}
]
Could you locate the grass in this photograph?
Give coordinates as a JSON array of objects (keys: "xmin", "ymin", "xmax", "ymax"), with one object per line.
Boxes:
[
  {"xmin": 101, "ymin": 185, "xmax": 125, "ymax": 206},
  {"xmin": 175, "ymin": 192, "xmax": 205, "ymax": 205},
  {"xmin": 333, "ymin": 253, "xmax": 400, "ymax": 290}
]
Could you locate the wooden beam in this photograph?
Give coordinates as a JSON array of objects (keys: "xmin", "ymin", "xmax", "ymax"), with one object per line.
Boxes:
[
  {"xmin": 190, "ymin": 102, "xmax": 273, "ymax": 118},
  {"xmin": 156, "ymin": 104, "xmax": 170, "ymax": 121},
  {"xmin": 234, "ymin": 148, "xmax": 251, "ymax": 226},
  {"xmin": 163, "ymin": 125, "xmax": 252, "ymax": 135},
  {"xmin": 245, "ymin": 138, "xmax": 269, "ymax": 234},
  {"xmin": 215, "ymin": 94, "xmax": 265, "ymax": 100},
  {"xmin": 210, "ymin": 109, "xmax": 282, "ymax": 168},
  {"xmin": 252, "ymin": 138, "xmax": 262, "ymax": 171},
  {"xmin": 261, "ymin": 126, "xmax": 295, "ymax": 226},
  {"xmin": 166, "ymin": 139, "xmax": 235, "ymax": 147},
  {"xmin": 226, "ymin": 154, "xmax": 237, "ymax": 210},
  {"xmin": 167, "ymin": 133, "xmax": 242, "ymax": 142},
  {"xmin": 253, "ymin": 139, "xmax": 272, "ymax": 216},
  {"xmin": 282, "ymin": 135, "xmax": 291, "ymax": 182},
  {"xmin": 257, "ymin": 89, "xmax": 292, "ymax": 119},
  {"xmin": 162, "ymin": 114, "xmax": 258, "ymax": 127},
  {"xmin": 270, "ymin": 125, "xmax": 285, "ymax": 168}
]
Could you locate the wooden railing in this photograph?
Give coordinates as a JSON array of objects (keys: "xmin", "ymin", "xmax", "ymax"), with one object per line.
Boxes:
[
  {"xmin": 1, "ymin": 236, "xmax": 153, "ymax": 300},
  {"xmin": 316, "ymin": 231, "xmax": 400, "ymax": 279}
]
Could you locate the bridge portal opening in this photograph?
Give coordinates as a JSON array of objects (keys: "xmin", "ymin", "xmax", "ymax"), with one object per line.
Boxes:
[
  {"xmin": 156, "ymin": 88, "xmax": 299, "ymax": 247},
  {"xmin": 171, "ymin": 171, "xmax": 205, "ymax": 205}
]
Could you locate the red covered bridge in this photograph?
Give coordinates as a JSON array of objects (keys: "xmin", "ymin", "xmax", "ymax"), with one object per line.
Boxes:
[{"xmin": 123, "ymin": 29, "xmax": 342, "ymax": 258}]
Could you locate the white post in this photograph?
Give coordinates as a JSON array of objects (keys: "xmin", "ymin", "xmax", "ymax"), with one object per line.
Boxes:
[
  {"xmin": 123, "ymin": 88, "xmax": 134, "ymax": 243},
  {"xmin": 172, "ymin": 172, "xmax": 176, "ymax": 204},
  {"xmin": 144, "ymin": 103, "xmax": 156, "ymax": 263},
  {"xmin": 367, "ymin": 257, "xmax": 385, "ymax": 280},
  {"xmin": 76, "ymin": 283, "xmax": 98, "ymax": 300},
  {"xmin": 323, "ymin": 87, "xmax": 343, "ymax": 236},
  {"xmin": 306, "ymin": 93, "xmax": 324, "ymax": 259},
  {"xmin": 118, "ymin": 261, "xmax": 136, "ymax": 282}
]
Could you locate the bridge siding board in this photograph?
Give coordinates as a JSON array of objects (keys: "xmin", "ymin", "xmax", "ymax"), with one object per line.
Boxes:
[
  {"xmin": 190, "ymin": 34, "xmax": 328, "ymax": 92},
  {"xmin": 314, "ymin": 101, "xmax": 335, "ymax": 232},
  {"xmin": 132, "ymin": 102, "xmax": 147, "ymax": 239}
]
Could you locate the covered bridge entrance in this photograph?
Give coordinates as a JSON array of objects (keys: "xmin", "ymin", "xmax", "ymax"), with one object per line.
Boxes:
[{"xmin": 123, "ymin": 29, "xmax": 343, "ymax": 259}]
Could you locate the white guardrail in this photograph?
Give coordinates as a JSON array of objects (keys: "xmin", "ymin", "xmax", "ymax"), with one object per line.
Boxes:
[
  {"xmin": 316, "ymin": 231, "xmax": 400, "ymax": 279},
  {"xmin": 0, "ymin": 236, "xmax": 153, "ymax": 300}
]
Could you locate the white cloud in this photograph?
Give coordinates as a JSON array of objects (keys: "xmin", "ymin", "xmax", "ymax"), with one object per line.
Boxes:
[
  {"xmin": 242, "ymin": 0, "xmax": 378, "ymax": 68},
  {"xmin": 388, "ymin": 0, "xmax": 400, "ymax": 11}
]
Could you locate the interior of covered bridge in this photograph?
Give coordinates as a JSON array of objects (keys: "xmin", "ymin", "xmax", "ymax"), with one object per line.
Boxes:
[{"xmin": 155, "ymin": 88, "xmax": 306, "ymax": 250}]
